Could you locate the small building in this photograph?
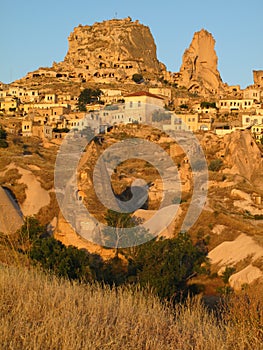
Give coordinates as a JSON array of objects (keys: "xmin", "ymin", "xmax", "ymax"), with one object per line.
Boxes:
[
  {"xmin": 100, "ymin": 89, "xmax": 123, "ymax": 104},
  {"xmin": 0, "ymin": 96, "xmax": 19, "ymax": 113},
  {"xmin": 21, "ymin": 120, "xmax": 33, "ymax": 136},
  {"xmin": 243, "ymin": 88, "xmax": 261, "ymax": 103},
  {"xmin": 218, "ymin": 99, "xmax": 254, "ymax": 112},
  {"xmin": 163, "ymin": 113, "xmax": 211, "ymax": 132},
  {"xmin": 251, "ymin": 124, "xmax": 263, "ymax": 142},
  {"xmin": 44, "ymin": 93, "xmax": 57, "ymax": 103},
  {"xmin": 43, "ymin": 125, "xmax": 53, "ymax": 139},
  {"xmin": 149, "ymin": 87, "xmax": 172, "ymax": 100},
  {"xmin": 124, "ymin": 91, "xmax": 165, "ymax": 124},
  {"xmin": 241, "ymin": 114, "xmax": 263, "ymax": 128}
]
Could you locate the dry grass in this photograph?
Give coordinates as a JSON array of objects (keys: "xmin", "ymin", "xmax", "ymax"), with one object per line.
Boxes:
[{"xmin": 1, "ymin": 265, "xmax": 262, "ymax": 350}]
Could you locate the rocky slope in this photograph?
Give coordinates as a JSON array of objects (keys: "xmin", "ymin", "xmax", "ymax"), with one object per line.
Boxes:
[
  {"xmin": 18, "ymin": 18, "xmax": 228, "ymax": 94},
  {"xmin": 25, "ymin": 17, "xmax": 166, "ymax": 84}
]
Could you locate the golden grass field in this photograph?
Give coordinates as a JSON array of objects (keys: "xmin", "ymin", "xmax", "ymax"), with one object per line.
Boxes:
[{"xmin": 1, "ymin": 263, "xmax": 262, "ymax": 350}]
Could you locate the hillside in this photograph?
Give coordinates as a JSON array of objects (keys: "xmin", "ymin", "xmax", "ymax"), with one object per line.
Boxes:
[
  {"xmin": 1, "ymin": 264, "xmax": 262, "ymax": 350},
  {"xmin": 0, "ymin": 126, "xmax": 263, "ymax": 292},
  {"xmin": 13, "ymin": 17, "xmax": 228, "ymax": 97}
]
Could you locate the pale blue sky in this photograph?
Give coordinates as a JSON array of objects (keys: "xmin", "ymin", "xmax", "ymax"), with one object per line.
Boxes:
[{"xmin": 0, "ymin": 0, "xmax": 262, "ymax": 88}]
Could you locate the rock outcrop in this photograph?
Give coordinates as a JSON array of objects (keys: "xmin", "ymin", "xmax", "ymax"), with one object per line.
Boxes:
[
  {"xmin": 27, "ymin": 17, "xmax": 165, "ymax": 83},
  {"xmin": 253, "ymin": 70, "xmax": 263, "ymax": 87},
  {"xmin": 0, "ymin": 187, "xmax": 23, "ymax": 234},
  {"xmin": 222, "ymin": 130, "xmax": 263, "ymax": 187},
  {"xmin": 178, "ymin": 29, "xmax": 224, "ymax": 94}
]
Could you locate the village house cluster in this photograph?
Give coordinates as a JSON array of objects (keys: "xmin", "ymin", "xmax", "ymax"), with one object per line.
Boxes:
[{"xmin": 0, "ymin": 80, "xmax": 263, "ymax": 143}]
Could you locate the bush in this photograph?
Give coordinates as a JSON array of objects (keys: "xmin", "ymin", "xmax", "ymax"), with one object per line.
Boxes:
[
  {"xmin": 77, "ymin": 88, "xmax": 102, "ymax": 111},
  {"xmin": 0, "ymin": 139, "xmax": 8, "ymax": 148},
  {"xmin": 0, "ymin": 128, "xmax": 7, "ymax": 139},
  {"xmin": 208, "ymin": 159, "xmax": 223, "ymax": 172},
  {"xmin": 179, "ymin": 104, "xmax": 188, "ymax": 109},
  {"xmin": 132, "ymin": 73, "xmax": 144, "ymax": 83},
  {"xmin": 133, "ymin": 232, "xmax": 208, "ymax": 300},
  {"xmin": 0, "ymin": 128, "xmax": 8, "ymax": 148},
  {"xmin": 200, "ymin": 101, "xmax": 217, "ymax": 109},
  {"xmin": 30, "ymin": 237, "xmax": 92, "ymax": 281}
]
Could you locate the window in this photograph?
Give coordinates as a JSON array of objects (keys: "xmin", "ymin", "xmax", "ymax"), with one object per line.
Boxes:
[
  {"xmin": 138, "ymin": 101, "xmax": 141, "ymax": 107},
  {"xmin": 129, "ymin": 101, "xmax": 133, "ymax": 108}
]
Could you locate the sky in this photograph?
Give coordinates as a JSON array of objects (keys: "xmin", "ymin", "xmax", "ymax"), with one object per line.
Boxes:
[{"xmin": 0, "ymin": 0, "xmax": 262, "ymax": 88}]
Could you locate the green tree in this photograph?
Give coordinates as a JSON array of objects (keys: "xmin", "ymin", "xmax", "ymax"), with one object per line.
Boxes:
[
  {"xmin": 0, "ymin": 127, "xmax": 8, "ymax": 148},
  {"xmin": 133, "ymin": 232, "xmax": 208, "ymax": 300},
  {"xmin": 18, "ymin": 216, "xmax": 47, "ymax": 247},
  {"xmin": 179, "ymin": 104, "xmax": 188, "ymax": 109},
  {"xmin": 0, "ymin": 128, "xmax": 7, "ymax": 139},
  {"xmin": 132, "ymin": 73, "xmax": 144, "ymax": 83},
  {"xmin": 103, "ymin": 209, "xmax": 152, "ymax": 255},
  {"xmin": 103, "ymin": 210, "xmax": 137, "ymax": 254},
  {"xmin": 200, "ymin": 101, "xmax": 217, "ymax": 109},
  {"xmin": 208, "ymin": 158, "xmax": 223, "ymax": 172},
  {"xmin": 30, "ymin": 237, "xmax": 92, "ymax": 281},
  {"xmin": 77, "ymin": 88, "xmax": 102, "ymax": 111},
  {"xmin": 222, "ymin": 266, "xmax": 236, "ymax": 284}
]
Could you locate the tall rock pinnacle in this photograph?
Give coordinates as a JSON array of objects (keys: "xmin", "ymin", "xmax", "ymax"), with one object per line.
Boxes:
[{"xmin": 179, "ymin": 29, "xmax": 224, "ymax": 94}]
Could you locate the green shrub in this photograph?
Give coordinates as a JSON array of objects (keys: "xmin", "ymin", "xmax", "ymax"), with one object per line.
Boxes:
[
  {"xmin": 30, "ymin": 237, "xmax": 92, "ymax": 281},
  {"xmin": 0, "ymin": 139, "xmax": 8, "ymax": 148},
  {"xmin": 132, "ymin": 73, "xmax": 143, "ymax": 83},
  {"xmin": 208, "ymin": 158, "xmax": 223, "ymax": 171},
  {"xmin": 133, "ymin": 232, "xmax": 208, "ymax": 300},
  {"xmin": 200, "ymin": 101, "xmax": 217, "ymax": 109},
  {"xmin": 179, "ymin": 104, "xmax": 188, "ymax": 109}
]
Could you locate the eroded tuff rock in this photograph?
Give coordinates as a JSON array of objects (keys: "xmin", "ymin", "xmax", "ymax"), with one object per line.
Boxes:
[
  {"xmin": 223, "ymin": 130, "xmax": 263, "ymax": 187},
  {"xmin": 178, "ymin": 29, "xmax": 224, "ymax": 94},
  {"xmin": 28, "ymin": 17, "xmax": 165, "ymax": 83}
]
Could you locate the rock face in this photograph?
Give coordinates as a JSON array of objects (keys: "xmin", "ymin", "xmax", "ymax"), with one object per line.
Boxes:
[
  {"xmin": 223, "ymin": 130, "xmax": 263, "ymax": 186},
  {"xmin": 253, "ymin": 70, "xmax": 263, "ymax": 87},
  {"xmin": 178, "ymin": 29, "xmax": 224, "ymax": 94},
  {"xmin": 49, "ymin": 17, "xmax": 165, "ymax": 83},
  {"xmin": 0, "ymin": 187, "xmax": 23, "ymax": 234}
]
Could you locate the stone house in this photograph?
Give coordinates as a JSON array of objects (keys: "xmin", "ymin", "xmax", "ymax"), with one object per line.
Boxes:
[
  {"xmin": 218, "ymin": 99, "xmax": 254, "ymax": 112},
  {"xmin": 242, "ymin": 114, "xmax": 263, "ymax": 128},
  {"xmin": 123, "ymin": 91, "xmax": 165, "ymax": 124},
  {"xmin": 163, "ymin": 113, "xmax": 211, "ymax": 132},
  {"xmin": 0, "ymin": 97, "xmax": 19, "ymax": 113},
  {"xmin": 100, "ymin": 89, "xmax": 123, "ymax": 104},
  {"xmin": 44, "ymin": 93, "xmax": 57, "ymax": 103},
  {"xmin": 243, "ymin": 88, "xmax": 261, "ymax": 103},
  {"xmin": 251, "ymin": 124, "xmax": 263, "ymax": 142},
  {"xmin": 21, "ymin": 120, "xmax": 33, "ymax": 136}
]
